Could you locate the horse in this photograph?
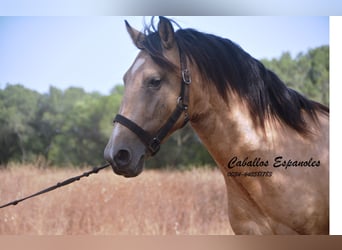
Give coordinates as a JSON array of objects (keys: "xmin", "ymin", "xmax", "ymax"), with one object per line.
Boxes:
[{"xmin": 104, "ymin": 16, "xmax": 329, "ymax": 235}]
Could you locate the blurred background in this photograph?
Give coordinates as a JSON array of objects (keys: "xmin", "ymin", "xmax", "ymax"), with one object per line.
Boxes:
[{"xmin": 0, "ymin": 16, "xmax": 329, "ymax": 168}]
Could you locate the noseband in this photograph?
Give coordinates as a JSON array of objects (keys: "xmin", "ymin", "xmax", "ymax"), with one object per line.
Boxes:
[{"xmin": 113, "ymin": 49, "xmax": 191, "ymax": 156}]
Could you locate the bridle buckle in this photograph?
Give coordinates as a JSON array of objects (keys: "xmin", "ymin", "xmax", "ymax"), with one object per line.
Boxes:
[
  {"xmin": 149, "ymin": 137, "xmax": 161, "ymax": 156},
  {"xmin": 182, "ymin": 69, "xmax": 191, "ymax": 84}
]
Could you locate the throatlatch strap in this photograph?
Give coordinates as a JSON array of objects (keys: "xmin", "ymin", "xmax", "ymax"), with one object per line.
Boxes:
[{"xmin": 154, "ymin": 105, "xmax": 185, "ymax": 142}]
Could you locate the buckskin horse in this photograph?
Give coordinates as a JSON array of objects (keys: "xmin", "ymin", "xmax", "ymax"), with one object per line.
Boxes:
[{"xmin": 104, "ymin": 17, "xmax": 329, "ymax": 234}]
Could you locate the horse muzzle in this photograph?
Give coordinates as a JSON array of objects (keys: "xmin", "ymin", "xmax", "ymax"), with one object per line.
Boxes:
[{"xmin": 104, "ymin": 144, "xmax": 146, "ymax": 178}]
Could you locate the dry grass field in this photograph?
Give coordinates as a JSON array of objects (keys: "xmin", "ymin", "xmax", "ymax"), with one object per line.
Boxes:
[{"xmin": 0, "ymin": 164, "xmax": 233, "ymax": 235}]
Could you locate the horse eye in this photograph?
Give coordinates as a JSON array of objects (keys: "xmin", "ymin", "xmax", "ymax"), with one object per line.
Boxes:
[{"xmin": 148, "ymin": 79, "xmax": 162, "ymax": 89}]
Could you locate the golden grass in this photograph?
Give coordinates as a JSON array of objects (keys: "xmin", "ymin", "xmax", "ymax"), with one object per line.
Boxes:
[{"xmin": 0, "ymin": 165, "xmax": 233, "ymax": 235}]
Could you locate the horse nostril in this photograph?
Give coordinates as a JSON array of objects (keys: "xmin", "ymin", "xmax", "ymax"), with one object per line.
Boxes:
[{"xmin": 114, "ymin": 149, "xmax": 132, "ymax": 168}]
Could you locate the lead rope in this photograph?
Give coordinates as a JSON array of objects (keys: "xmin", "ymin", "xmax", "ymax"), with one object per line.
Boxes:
[{"xmin": 0, "ymin": 163, "xmax": 110, "ymax": 209}]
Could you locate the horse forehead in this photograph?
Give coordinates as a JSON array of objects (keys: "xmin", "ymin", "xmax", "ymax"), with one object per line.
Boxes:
[
  {"xmin": 130, "ymin": 57, "xmax": 146, "ymax": 75},
  {"xmin": 125, "ymin": 53, "xmax": 155, "ymax": 80}
]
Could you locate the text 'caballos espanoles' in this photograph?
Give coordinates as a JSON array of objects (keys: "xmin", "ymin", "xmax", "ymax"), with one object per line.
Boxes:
[{"xmin": 227, "ymin": 156, "xmax": 320, "ymax": 170}]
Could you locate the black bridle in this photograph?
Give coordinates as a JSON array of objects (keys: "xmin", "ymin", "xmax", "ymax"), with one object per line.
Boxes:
[{"xmin": 113, "ymin": 49, "xmax": 191, "ymax": 156}]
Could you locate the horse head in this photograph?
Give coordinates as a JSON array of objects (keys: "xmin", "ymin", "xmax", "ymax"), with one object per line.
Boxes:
[{"xmin": 104, "ymin": 17, "xmax": 189, "ymax": 177}]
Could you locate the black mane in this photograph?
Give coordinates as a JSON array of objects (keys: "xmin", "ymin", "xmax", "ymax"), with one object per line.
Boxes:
[{"xmin": 140, "ymin": 19, "xmax": 329, "ymax": 134}]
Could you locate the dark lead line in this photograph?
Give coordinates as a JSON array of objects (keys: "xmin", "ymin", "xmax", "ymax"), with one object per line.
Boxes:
[{"xmin": 0, "ymin": 163, "xmax": 110, "ymax": 209}]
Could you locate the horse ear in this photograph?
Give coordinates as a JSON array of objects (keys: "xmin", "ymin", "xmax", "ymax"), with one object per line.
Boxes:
[
  {"xmin": 158, "ymin": 16, "xmax": 175, "ymax": 50},
  {"xmin": 125, "ymin": 20, "xmax": 145, "ymax": 49}
]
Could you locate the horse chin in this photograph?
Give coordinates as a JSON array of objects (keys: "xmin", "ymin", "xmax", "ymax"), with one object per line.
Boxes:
[{"xmin": 113, "ymin": 155, "xmax": 145, "ymax": 178}]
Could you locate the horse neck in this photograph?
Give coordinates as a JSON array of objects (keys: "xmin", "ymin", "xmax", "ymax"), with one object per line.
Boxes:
[{"xmin": 188, "ymin": 79, "xmax": 272, "ymax": 169}]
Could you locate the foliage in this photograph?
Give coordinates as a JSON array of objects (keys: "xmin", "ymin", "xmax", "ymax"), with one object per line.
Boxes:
[
  {"xmin": 0, "ymin": 85, "xmax": 123, "ymax": 167},
  {"xmin": 0, "ymin": 46, "xmax": 329, "ymax": 168},
  {"xmin": 261, "ymin": 46, "xmax": 329, "ymax": 106}
]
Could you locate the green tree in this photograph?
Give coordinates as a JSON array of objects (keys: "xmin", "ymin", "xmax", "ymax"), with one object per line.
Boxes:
[
  {"xmin": 31, "ymin": 85, "xmax": 123, "ymax": 166},
  {"xmin": 261, "ymin": 46, "xmax": 329, "ymax": 106},
  {"xmin": 0, "ymin": 84, "xmax": 40, "ymax": 165},
  {"xmin": 305, "ymin": 46, "xmax": 329, "ymax": 105},
  {"xmin": 0, "ymin": 46, "xmax": 328, "ymax": 168}
]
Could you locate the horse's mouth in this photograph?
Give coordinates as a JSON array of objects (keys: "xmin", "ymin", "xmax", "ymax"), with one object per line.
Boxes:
[{"xmin": 112, "ymin": 155, "xmax": 145, "ymax": 178}]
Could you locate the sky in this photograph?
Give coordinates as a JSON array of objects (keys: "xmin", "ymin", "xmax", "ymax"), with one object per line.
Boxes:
[
  {"xmin": 0, "ymin": 0, "xmax": 341, "ymax": 15},
  {"xmin": 0, "ymin": 16, "xmax": 329, "ymax": 94}
]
